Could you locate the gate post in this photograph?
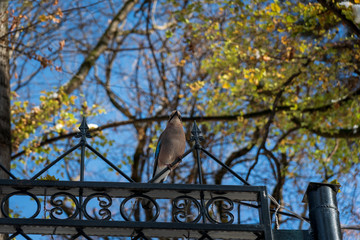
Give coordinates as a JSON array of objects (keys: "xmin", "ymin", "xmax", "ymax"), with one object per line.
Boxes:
[{"xmin": 303, "ymin": 182, "xmax": 342, "ymax": 240}]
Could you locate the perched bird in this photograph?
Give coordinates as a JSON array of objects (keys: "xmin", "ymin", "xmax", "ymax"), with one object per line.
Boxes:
[{"xmin": 152, "ymin": 110, "xmax": 186, "ymax": 183}]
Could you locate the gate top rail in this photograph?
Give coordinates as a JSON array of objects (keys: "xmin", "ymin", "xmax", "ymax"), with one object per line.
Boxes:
[{"xmin": 0, "ymin": 179, "xmax": 262, "ymax": 200}]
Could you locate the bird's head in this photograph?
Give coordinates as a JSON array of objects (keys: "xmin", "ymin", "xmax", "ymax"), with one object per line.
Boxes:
[{"xmin": 168, "ymin": 110, "xmax": 182, "ymax": 122}]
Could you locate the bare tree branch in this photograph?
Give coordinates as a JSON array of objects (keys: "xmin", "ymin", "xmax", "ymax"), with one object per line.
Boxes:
[{"xmin": 63, "ymin": 0, "xmax": 139, "ymax": 94}]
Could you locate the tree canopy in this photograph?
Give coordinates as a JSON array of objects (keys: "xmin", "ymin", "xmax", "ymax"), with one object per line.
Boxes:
[{"xmin": 2, "ymin": 0, "xmax": 360, "ymax": 238}]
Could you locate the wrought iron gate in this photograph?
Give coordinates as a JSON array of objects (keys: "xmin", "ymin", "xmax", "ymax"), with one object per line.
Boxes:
[{"xmin": 0, "ymin": 118, "xmax": 273, "ymax": 240}]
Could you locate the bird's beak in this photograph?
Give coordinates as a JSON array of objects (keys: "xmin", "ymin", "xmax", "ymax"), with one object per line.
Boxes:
[
  {"xmin": 177, "ymin": 111, "xmax": 182, "ymax": 121},
  {"xmin": 169, "ymin": 111, "xmax": 181, "ymax": 122}
]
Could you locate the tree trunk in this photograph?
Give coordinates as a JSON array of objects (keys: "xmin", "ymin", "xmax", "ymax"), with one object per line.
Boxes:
[
  {"xmin": 0, "ymin": 0, "xmax": 10, "ymax": 174},
  {"xmin": 0, "ymin": 1, "xmax": 10, "ymax": 239}
]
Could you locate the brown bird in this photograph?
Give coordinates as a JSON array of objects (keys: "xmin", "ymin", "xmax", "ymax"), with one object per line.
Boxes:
[{"xmin": 152, "ymin": 110, "xmax": 186, "ymax": 183}]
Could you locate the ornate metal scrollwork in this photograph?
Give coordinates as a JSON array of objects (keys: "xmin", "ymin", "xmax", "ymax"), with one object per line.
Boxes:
[
  {"xmin": 172, "ymin": 196, "xmax": 202, "ymax": 223},
  {"xmin": 205, "ymin": 196, "xmax": 234, "ymax": 224},
  {"xmin": 1, "ymin": 191, "xmax": 41, "ymax": 219},
  {"xmin": 120, "ymin": 193, "xmax": 159, "ymax": 222},
  {"xmin": 82, "ymin": 193, "xmax": 112, "ymax": 220},
  {"xmin": 49, "ymin": 192, "xmax": 80, "ymax": 219}
]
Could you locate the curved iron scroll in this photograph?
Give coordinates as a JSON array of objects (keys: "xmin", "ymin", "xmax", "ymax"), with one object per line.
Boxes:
[
  {"xmin": 82, "ymin": 193, "xmax": 112, "ymax": 220},
  {"xmin": 50, "ymin": 192, "xmax": 80, "ymax": 219},
  {"xmin": 172, "ymin": 195, "xmax": 202, "ymax": 223},
  {"xmin": 1, "ymin": 191, "xmax": 41, "ymax": 219},
  {"xmin": 120, "ymin": 193, "xmax": 159, "ymax": 222},
  {"xmin": 1, "ymin": 190, "xmax": 238, "ymax": 225},
  {"xmin": 205, "ymin": 196, "xmax": 234, "ymax": 224}
]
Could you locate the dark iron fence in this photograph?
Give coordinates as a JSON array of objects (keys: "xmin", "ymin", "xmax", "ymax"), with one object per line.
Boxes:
[{"xmin": 0, "ymin": 117, "xmax": 319, "ymax": 240}]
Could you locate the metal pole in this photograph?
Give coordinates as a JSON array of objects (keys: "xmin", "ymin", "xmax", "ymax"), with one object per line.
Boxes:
[
  {"xmin": 303, "ymin": 182, "xmax": 342, "ymax": 240},
  {"xmin": 191, "ymin": 121, "xmax": 207, "ymax": 224},
  {"xmin": 80, "ymin": 142, "xmax": 85, "ymax": 182},
  {"xmin": 77, "ymin": 116, "xmax": 90, "ymax": 220}
]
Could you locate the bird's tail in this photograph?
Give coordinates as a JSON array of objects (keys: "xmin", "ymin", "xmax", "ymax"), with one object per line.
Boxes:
[
  {"xmin": 141, "ymin": 198, "xmax": 154, "ymax": 210},
  {"xmin": 142, "ymin": 168, "xmax": 170, "ymax": 208},
  {"xmin": 152, "ymin": 169, "xmax": 169, "ymax": 183}
]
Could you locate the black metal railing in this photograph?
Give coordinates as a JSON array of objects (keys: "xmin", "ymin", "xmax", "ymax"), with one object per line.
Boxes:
[{"xmin": 0, "ymin": 117, "xmax": 273, "ymax": 240}]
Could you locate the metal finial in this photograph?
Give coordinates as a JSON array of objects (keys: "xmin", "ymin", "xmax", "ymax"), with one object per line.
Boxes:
[
  {"xmin": 76, "ymin": 117, "xmax": 92, "ymax": 140},
  {"xmin": 190, "ymin": 121, "xmax": 204, "ymax": 144}
]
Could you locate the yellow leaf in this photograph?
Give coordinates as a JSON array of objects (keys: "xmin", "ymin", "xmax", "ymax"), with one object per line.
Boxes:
[
  {"xmin": 178, "ymin": 59, "xmax": 186, "ymax": 67},
  {"xmin": 223, "ymin": 82, "xmax": 230, "ymax": 89},
  {"xmin": 38, "ymin": 174, "xmax": 59, "ymax": 181},
  {"xmin": 281, "ymin": 36, "xmax": 288, "ymax": 45},
  {"xmin": 56, "ymin": 8, "xmax": 63, "ymax": 18},
  {"xmin": 38, "ymin": 15, "xmax": 48, "ymax": 22},
  {"xmin": 270, "ymin": 3, "xmax": 281, "ymax": 13},
  {"xmin": 263, "ymin": 55, "xmax": 271, "ymax": 61},
  {"xmin": 196, "ymin": 105, "xmax": 204, "ymax": 111},
  {"xmin": 188, "ymin": 81, "xmax": 205, "ymax": 93},
  {"xmin": 266, "ymin": 24, "xmax": 275, "ymax": 32}
]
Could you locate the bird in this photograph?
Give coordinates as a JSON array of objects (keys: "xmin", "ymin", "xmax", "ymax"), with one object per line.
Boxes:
[{"xmin": 152, "ymin": 110, "xmax": 186, "ymax": 183}]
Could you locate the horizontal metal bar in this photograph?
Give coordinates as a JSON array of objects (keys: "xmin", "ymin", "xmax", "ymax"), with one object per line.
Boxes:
[
  {"xmin": 0, "ymin": 218, "xmax": 266, "ymax": 239},
  {"xmin": 273, "ymin": 230, "xmax": 312, "ymax": 240},
  {"xmin": 0, "ymin": 179, "xmax": 264, "ymax": 200},
  {"xmin": 0, "ymin": 179, "xmax": 266, "ymax": 192}
]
